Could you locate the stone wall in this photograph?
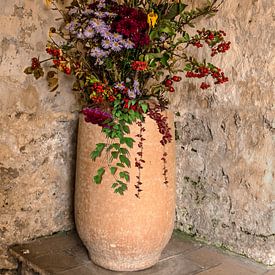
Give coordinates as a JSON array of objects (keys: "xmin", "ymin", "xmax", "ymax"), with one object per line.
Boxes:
[
  {"xmin": 0, "ymin": 1, "xmax": 77, "ymax": 269},
  {"xmin": 0, "ymin": 0, "xmax": 274, "ymax": 271},
  {"xmin": 173, "ymin": 0, "xmax": 275, "ymax": 265}
]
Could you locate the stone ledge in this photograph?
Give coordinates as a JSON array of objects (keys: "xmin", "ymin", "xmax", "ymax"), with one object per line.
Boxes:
[{"xmin": 9, "ymin": 230, "xmax": 274, "ymax": 275}]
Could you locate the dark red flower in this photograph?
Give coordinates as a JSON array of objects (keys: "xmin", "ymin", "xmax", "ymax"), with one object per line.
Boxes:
[
  {"xmin": 115, "ymin": 18, "xmax": 138, "ymax": 37},
  {"xmin": 82, "ymin": 108, "xmax": 113, "ymax": 128}
]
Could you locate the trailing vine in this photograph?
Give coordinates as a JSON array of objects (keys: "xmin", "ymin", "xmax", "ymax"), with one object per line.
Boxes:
[
  {"xmin": 134, "ymin": 120, "xmax": 146, "ymax": 198},
  {"xmin": 148, "ymin": 106, "xmax": 172, "ymax": 186}
]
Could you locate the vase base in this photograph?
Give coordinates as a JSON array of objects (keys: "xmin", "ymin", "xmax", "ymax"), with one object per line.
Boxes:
[{"xmin": 89, "ymin": 252, "xmax": 160, "ymax": 272}]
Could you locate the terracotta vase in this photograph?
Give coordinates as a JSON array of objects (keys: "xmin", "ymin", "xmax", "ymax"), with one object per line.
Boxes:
[{"xmin": 75, "ymin": 111, "xmax": 176, "ymax": 271}]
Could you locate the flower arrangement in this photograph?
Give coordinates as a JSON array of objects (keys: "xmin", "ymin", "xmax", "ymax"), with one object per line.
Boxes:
[{"xmin": 25, "ymin": 0, "xmax": 230, "ymax": 197}]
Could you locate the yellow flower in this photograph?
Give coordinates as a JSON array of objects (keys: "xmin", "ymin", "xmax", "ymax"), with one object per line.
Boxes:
[
  {"xmin": 147, "ymin": 11, "xmax": 158, "ymax": 28},
  {"xmin": 44, "ymin": 0, "xmax": 52, "ymax": 7}
]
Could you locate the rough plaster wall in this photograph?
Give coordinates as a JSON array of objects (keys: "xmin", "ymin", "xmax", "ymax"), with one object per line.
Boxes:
[
  {"xmin": 0, "ymin": 1, "xmax": 77, "ymax": 269},
  {"xmin": 0, "ymin": 0, "xmax": 274, "ymax": 271},
  {"xmin": 173, "ymin": 0, "xmax": 275, "ymax": 265}
]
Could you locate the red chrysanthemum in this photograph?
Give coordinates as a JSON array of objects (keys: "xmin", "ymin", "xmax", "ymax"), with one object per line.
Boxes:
[{"xmin": 131, "ymin": 61, "xmax": 148, "ymax": 71}]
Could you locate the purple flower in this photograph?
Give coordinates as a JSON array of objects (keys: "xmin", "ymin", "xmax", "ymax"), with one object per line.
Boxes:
[
  {"xmin": 110, "ymin": 41, "xmax": 122, "ymax": 52},
  {"xmin": 68, "ymin": 7, "xmax": 78, "ymax": 15},
  {"xmin": 101, "ymin": 39, "xmax": 112, "ymax": 49},
  {"xmin": 90, "ymin": 18, "xmax": 108, "ymax": 33},
  {"xmin": 90, "ymin": 47, "xmax": 109, "ymax": 58},
  {"xmin": 111, "ymin": 33, "xmax": 123, "ymax": 42},
  {"xmin": 160, "ymin": 34, "xmax": 167, "ymax": 42},
  {"xmin": 82, "ymin": 107, "xmax": 112, "ymax": 128},
  {"xmin": 127, "ymin": 89, "xmax": 136, "ymax": 99},
  {"xmin": 114, "ymin": 82, "xmax": 125, "ymax": 90},
  {"xmin": 101, "ymin": 30, "xmax": 113, "ymax": 39},
  {"xmin": 83, "ymin": 26, "xmax": 95, "ymax": 38},
  {"xmin": 133, "ymin": 80, "xmax": 141, "ymax": 95},
  {"xmin": 76, "ymin": 31, "xmax": 85, "ymax": 39},
  {"xmin": 97, "ymin": 0, "xmax": 106, "ymax": 9},
  {"xmin": 121, "ymin": 39, "xmax": 135, "ymax": 49}
]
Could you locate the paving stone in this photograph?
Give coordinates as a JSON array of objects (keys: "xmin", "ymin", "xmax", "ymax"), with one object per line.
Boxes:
[
  {"xmin": 10, "ymin": 231, "xmax": 81, "ymax": 262},
  {"xmin": 55, "ymin": 264, "xmax": 124, "ymax": 275},
  {"xmin": 185, "ymin": 246, "xmax": 268, "ymax": 274},
  {"xmin": 125, "ymin": 255, "xmax": 203, "ymax": 275},
  {"xmin": 194, "ymin": 260, "xmax": 265, "ymax": 275},
  {"xmin": 28, "ymin": 251, "xmax": 84, "ymax": 274},
  {"xmin": 64, "ymin": 243, "xmax": 90, "ymax": 264},
  {"xmin": 160, "ymin": 235, "xmax": 202, "ymax": 260},
  {"xmin": 9, "ymin": 231, "xmax": 275, "ymax": 275},
  {"xmin": 184, "ymin": 247, "xmax": 228, "ymax": 269}
]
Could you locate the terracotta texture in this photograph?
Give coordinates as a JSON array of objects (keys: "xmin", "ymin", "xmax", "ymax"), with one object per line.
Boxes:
[{"xmin": 75, "ymin": 112, "xmax": 176, "ymax": 271}]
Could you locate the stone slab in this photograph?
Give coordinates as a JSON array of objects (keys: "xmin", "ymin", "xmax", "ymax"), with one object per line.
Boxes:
[{"xmin": 9, "ymin": 231, "xmax": 275, "ymax": 275}]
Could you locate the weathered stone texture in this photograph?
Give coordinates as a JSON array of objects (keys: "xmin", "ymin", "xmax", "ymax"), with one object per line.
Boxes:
[
  {"xmin": 0, "ymin": 0, "xmax": 274, "ymax": 271},
  {"xmin": 174, "ymin": 0, "xmax": 275, "ymax": 265},
  {"xmin": 0, "ymin": 1, "xmax": 77, "ymax": 269}
]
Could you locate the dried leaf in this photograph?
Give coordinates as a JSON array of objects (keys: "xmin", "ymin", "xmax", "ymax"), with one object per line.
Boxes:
[{"xmin": 24, "ymin": 67, "xmax": 33, "ymax": 75}]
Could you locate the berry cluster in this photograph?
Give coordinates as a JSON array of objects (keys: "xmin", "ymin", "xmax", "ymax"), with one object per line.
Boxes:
[
  {"xmin": 31, "ymin": 57, "xmax": 40, "ymax": 69},
  {"xmin": 210, "ymin": 41, "xmax": 231, "ymax": 57},
  {"xmin": 190, "ymin": 29, "xmax": 231, "ymax": 57},
  {"xmin": 89, "ymin": 82, "xmax": 116, "ymax": 104},
  {"xmin": 185, "ymin": 64, "xmax": 229, "ymax": 89},
  {"xmin": 164, "ymin": 75, "xmax": 182, "ymax": 93},
  {"xmin": 46, "ymin": 47, "xmax": 72, "ymax": 75},
  {"xmin": 123, "ymin": 98, "xmax": 138, "ymax": 111}
]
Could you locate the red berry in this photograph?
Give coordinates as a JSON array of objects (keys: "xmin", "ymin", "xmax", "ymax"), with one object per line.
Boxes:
[
  {"xmin": 165, "ymin": 79, "xmax": 173, "ymax": 87},
  {"xmin": 64, "ymin": 67, "xmax": 71, "ymax": 75},
  {"xmin": 172, "ymin": 76, "xmax": 181, "ymax": 82},
  {"xmin": 168, "ymin": 86, "xmax": 175, "ymax": 93},
  {"xmin": 200, "ymin": 82, "xmax": 210, "ymax": 90}
]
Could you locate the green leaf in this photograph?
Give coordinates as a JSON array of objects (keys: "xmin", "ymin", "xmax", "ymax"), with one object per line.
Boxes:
[
  {"xmin": 124, "ymin": 137, "xmax": 135, "ymax": 148},
  {"xmin": 93, "ymin": 175, "xmax": 101, "ymax": 184},
  {"xmin": 119, "ymin": 155, "xmax": 130, "ymax": 168},
  {"xmin": 110, "ymin": 167, "xmax": 117, "ymax": 175},
  {"xmin": 93, "ymin": 167, "xmax": 105, "ymax": 184},
  {"xmin": 90, "ymin": 143, "xmax": 106, "ymax": 161},
  {"xmin": 119, "ymin": 147, "xmax": 129, "ymax": 155},
  {"xmin": 150, "ymin": 30, "xmax": 159, "ymax": 40},
  {"xmin": 111, "ymin": 151, "xmax": 119, "ymax": 159},
  {"xmin": 88, "ymin": 75, "xmax": 99, "ymax": 84},
  {"xmin": 164, "ymin": 3, "xmax": 188, "ymax": 20},
  {"xmin": 139, "ymin": 102, "xmax": 148, "ymax": 113},
  {"xmin": 160, "ymin": 53, "xmax": 170, "ymax": 67},
  {"xmin": 122, "ymin": 125, "xmax": 130, "ymax": 134},
  {"xmin": 116, "ymin": 162, "xmax": 125, "ymax": 168},
  {"xmin": 182, "ymin": 32, "xmax": 190, "ymax": 42},
  {"xmin": 184, "ymin": 63, "xmax": 192, "ymax": 71},
  {"xmin": 112, "ymin": 143, "xmax": 120, "ymax": 150},
  {"xmin": 114, "ymin": 180, "xmax": 128, "ymax": 195},
  {"xmin": 114, "ymin": 188, "xmax": 124, "ymax": 195},
  {"xmin": 119, "ymin": 172, "xmax": 129, "ymax": 181},
  {"xmin": 112, "ymin": 182, "xmax": 118, "ymax": 189},
  {"xmin": 97, "ymin": 167, "xmax": 105, "ymax": 177}
]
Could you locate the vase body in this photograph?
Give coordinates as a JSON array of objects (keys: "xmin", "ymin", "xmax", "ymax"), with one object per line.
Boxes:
[{"xmin": 75, "ymin": 111, "xmax": 176, "ymax": 271}]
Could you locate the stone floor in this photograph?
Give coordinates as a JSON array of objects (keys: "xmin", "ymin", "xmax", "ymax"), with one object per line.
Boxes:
[{"xmin": 9, "ymin": 231, "xmax": 275, "ymax": 275}]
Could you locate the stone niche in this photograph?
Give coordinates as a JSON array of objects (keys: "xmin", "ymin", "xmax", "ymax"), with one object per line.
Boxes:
[{"xmin": 0, "ymin": 0, "xmax": 274, "ymax": 272}]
